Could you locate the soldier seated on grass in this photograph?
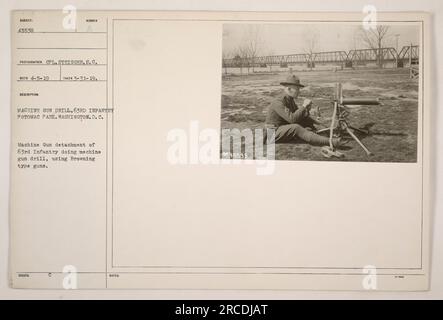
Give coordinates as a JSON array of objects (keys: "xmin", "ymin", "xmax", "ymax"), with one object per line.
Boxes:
[{"xmin": 265, "ymin": 74, "xmax": 346, "ymax": 148}]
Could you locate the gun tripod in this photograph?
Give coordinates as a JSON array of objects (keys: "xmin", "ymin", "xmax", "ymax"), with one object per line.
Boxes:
[{"xmin": 316, "ymin": 82, "xmax": 380, "ymax": 157}]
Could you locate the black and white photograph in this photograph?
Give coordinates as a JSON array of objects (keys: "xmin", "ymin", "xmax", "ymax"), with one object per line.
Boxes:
[
  {"xmin": 221, "ymin": 23, "xmax": 421, "ymax": 162},
  {"xmin": 2, "ymin": 6, "xmax": 437, "ymax": 298}
]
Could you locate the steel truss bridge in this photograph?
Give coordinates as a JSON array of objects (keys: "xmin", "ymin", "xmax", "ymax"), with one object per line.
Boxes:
[{"xmin": 223, "ymin": 45, "xmax": 419, "ymax": 69}]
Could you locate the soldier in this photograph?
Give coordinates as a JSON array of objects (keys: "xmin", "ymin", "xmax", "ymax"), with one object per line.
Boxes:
[{"xmin": 265, "ymin": 74, "xmax": 345, "ymax": 147}]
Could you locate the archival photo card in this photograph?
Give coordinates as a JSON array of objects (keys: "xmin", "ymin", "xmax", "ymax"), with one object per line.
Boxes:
[{"xmin": 9, "ymin": 10, "xmax": 430, "ymax": 291}]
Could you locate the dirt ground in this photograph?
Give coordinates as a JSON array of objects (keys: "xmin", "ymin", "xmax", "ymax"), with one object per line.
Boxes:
[{"xmin": 221, "ymin": 68, "xmax": 419, "ymax": 162}]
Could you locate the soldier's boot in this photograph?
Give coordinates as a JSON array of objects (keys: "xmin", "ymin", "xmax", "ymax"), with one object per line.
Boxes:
[
  {"xmin": 303, "ymin": 132, "xmax": 348, "ymax": 149},
  {"xmin": 292, "ymin": 124, "xmax": 336, "ymax": 146},
  {"xmin": 275, "ymin": 123, "xmax": 347, "ymax": 148}
]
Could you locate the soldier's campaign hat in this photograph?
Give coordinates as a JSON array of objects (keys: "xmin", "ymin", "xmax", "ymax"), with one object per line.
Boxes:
[{"xmin": 280, "ymin": 75, "xmax": 305, "ymax": 87}]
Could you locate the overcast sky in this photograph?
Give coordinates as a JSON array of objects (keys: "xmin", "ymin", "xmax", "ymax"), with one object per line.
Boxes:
[{"xmin": 222, "ymin": 23, "xmax": 420, "ymax": 57}]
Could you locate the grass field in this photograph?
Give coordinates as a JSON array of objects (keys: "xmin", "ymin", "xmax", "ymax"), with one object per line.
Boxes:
[{"xmin": 221, "ymin": 68, "xmax": 419, "ymax": 162}]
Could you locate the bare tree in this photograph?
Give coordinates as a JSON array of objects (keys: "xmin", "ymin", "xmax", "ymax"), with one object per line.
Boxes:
[
  {"xmin": 303, "ymin": 27, "xmax": 319, "ymax": 71},
  {"xmin": 222, "ymin": 49, "xmax": 233, "ymax": 75},
  {"xmin": 360, "ymin": 25, "xmax": 390, "ymax": 68},
  {"xmin": 242, "ymin": 25, "xmax": 263, "ymax": 73},
  {"xmin": 230, "ymin": 46, "xmax": 248, "ymax": 75},
  {"xmin": 266, "ymin": 48, "xmax": 274, "ymax": 72},
  {"xmin": 238, "ymin": 45, "xmax": 250, "ymax": 74}
]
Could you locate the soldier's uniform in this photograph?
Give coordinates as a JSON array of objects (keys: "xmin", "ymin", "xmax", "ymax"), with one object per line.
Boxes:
[{"xmin": 265, "ymin": 75, "xmax": 339, "ymax": 147}]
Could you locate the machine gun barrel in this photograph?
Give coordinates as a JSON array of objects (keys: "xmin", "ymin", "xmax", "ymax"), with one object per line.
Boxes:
[{"xmin": 341, "ymin": 98, "xmax": 380, "ymax": 106}]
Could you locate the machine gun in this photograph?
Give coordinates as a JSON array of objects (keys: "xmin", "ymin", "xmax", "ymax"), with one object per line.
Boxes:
[{"xmin": 316, "ymin": 82, "xmax": 380, "ymax": 157}]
